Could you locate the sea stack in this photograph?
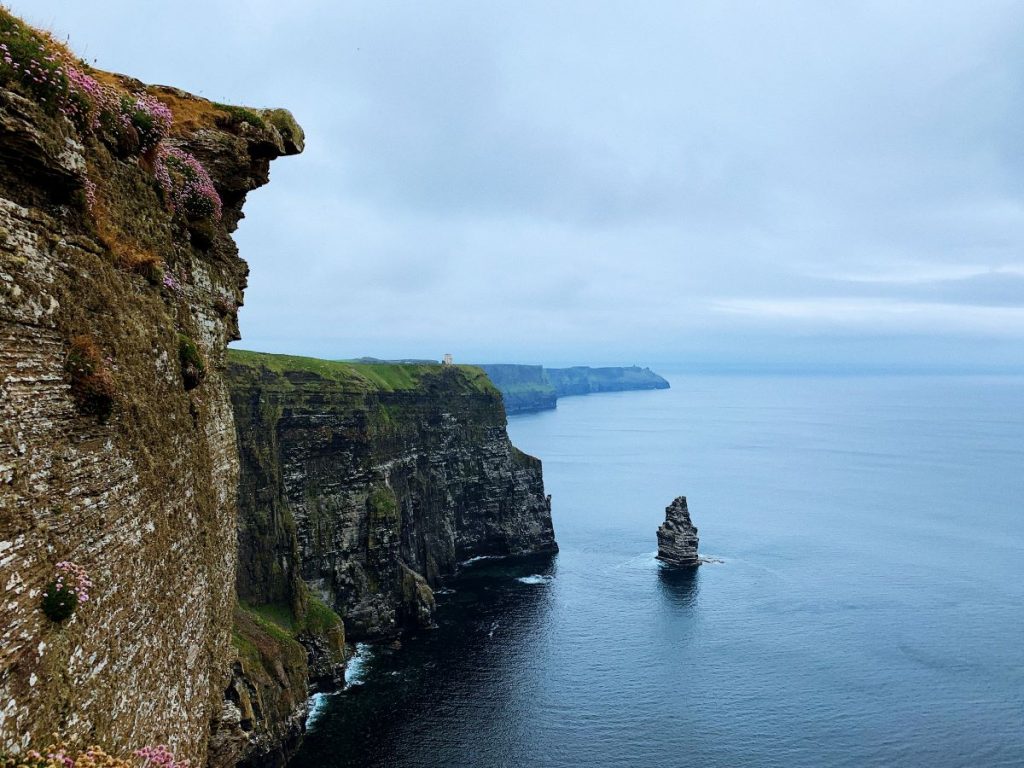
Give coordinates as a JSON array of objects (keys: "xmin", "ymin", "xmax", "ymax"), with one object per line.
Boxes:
[{"xmin": 656, "ymin": 496, "xmax": 700, "ymax": 567}]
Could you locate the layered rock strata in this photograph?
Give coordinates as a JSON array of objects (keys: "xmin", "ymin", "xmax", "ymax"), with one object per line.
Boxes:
[
  {"xmin": 656, "ymin": 496, "xmax": 700, "ymax": 567},
  {"xmin": 0, "ymin": 14, "xmax": 302, "ymax": 764},
  {"xmin": 228, "ymin": 351, "xmax": 558, "ymax": 640}
]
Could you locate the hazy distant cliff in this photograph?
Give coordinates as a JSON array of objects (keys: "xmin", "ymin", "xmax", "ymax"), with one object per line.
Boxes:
[
  {"xmin": 480, "ymin": 364, "xmax": 670, "ymax": 414},
  {"xmin": 476, "ymin": 364, "xmax": 558, "ymax": 413}
]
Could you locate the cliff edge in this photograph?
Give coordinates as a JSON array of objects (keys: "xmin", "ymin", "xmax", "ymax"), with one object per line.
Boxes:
[
  {"xmin": 228, "ymin": 351, "xmax": 557, "ymax": 640},
  {"xmin": 0, "ymin": 11, "xmax": 301, "ymax": 764},
  {"xmin": 218, "ymin": 351, "xmax": 557, "ymax": 763}
]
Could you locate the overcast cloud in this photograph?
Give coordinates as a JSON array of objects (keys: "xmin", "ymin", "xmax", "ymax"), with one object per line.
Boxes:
[{"xmin": 16, "ymin": 1, "xmax": 1024, "ymax": 370}]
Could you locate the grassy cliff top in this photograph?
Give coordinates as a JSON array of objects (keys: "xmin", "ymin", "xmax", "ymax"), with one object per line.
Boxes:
[
  {"xmin": 227, "ymin": 348, "xmax": 497, "ymax": 394},
  {"xmin": 0, "ymin": 7, "xmax": 302, "ymax": 152}
]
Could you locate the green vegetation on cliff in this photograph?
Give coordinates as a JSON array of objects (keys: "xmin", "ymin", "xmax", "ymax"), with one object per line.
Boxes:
[
  {"xmin": 226, "ymin": 592, "xmax": 346, "ymax": 767},
  {"xmin": 228, "ymin": 348, "xmax": 497, "ymax": 394},
  {"xmin": 228, "ymin": 347, "xmax": 556, "ymax": 645}
]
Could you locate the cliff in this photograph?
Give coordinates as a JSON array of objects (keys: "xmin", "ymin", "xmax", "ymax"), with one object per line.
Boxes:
[
  {"xmin": 480, "ymin": 364, "xmax": 670, "ymax": 414},
  {"xmin": 545, "ymin": 365, "xmax": 670, "ymax": 397},
  {"xmin": 222, "ymin": 351, "xmax": 556, "ymax": 763},
  {"xmin": 228, "ymin": 351, "xmax": 557, "ymax": 640},
  {"xmin": 0, "ymin": 11, "xmax": 301, "ymax": 765}
]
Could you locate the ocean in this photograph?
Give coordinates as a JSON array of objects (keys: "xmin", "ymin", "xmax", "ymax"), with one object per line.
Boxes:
[{"xmin": 291, "ymin": 374, "xmax": 1024, "ymax": 767}]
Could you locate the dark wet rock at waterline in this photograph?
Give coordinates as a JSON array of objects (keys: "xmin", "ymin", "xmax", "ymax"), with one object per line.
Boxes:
[{"xmin": 656, "ymin": 496, "xmax": 700, "ymax": 567}]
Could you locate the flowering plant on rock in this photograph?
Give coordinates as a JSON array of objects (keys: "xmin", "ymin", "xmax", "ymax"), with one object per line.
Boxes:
[
  {"xmin": 40, "ymin": 561, "xmax": 92, "ymax": 623},
  {"xmin": 1, "ymin": 742, "xmax": 188, "ymax": 768},
  {"xmin": 155, "ymin": 146, "xmax": 222, "ymax": 222}
]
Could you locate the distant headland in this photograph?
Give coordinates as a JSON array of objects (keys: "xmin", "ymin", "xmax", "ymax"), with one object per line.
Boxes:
[
  {"xmin": 479, "ymin": 363, "xmax": 670, "ymax": 414},
  {"xmin": 342, "ymin": 359, "xmax": 671, "ymax": 414}
]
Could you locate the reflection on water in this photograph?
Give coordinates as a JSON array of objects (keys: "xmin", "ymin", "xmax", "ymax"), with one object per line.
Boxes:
[{"xmin": 656, "ymin": 564, "xmax": 700, "ymax": 608}]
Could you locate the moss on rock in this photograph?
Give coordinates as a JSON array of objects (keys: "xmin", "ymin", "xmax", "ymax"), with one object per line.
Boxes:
[
  {"xmin": 65, "ymin": 335, "xmax": 115, "ymax": 420},
  {"xmin": 178, "ymin": 333, "xmax": 206, "ymax": 390},
  {"xmin": 262, "ymin": 109, "xmax": 304, "ymax": 154}
]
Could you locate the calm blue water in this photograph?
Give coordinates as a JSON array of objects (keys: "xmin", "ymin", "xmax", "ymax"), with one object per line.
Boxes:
[{"xmin": 292, "ymin": 375, "xmax": 1024, "ymax": 768}]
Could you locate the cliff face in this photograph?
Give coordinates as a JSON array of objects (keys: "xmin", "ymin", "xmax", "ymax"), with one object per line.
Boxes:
[
  {"xmin": 0, "ymin": 13, "xmax": 301, "ymax": 764},
  {"xmin": 208, "ymin": 600, "xmax": 344, "ymax": 768},
  {"xmin": 480, "ymin": 364, "xmax": 669, "ymax": 414},
  {"xmin": 228, "ymin": 351, "xmax": 557, "ymax": 640}
]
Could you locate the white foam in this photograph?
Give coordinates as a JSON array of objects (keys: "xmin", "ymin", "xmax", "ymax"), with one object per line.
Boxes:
[
  {"xmin": 344, "ymin": 642, "xmax": 372, "ymax": 687},
  {"xmin": 612, "ymin": 551, "xmax": 660, "ymax": 570},
  {"xmin": 305, "ymin": 691, "xmax": 338, "ymax": 730},
  {"xmin": 305, "ymin": 641, "xmax": 373, "ymax": 729},
  {"xmin": 516, "ymin": 574, "xmax": 553, "ymax": 585},
  {"xmin": 459, "ymin": 554, "xmax": 502, "ymax": 566}
]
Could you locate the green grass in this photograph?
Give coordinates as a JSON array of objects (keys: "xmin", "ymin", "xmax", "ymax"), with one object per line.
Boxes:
[
  {"xmin": 232, "ymin": 603, "xmax": 308, "ymax": 677},
  {"xmin": 239, "ymin": 595, "xmax": 342, "ymax": 638},
  {"xmin": 244, "ymin": 600, "xmax": 295, "ymax": 632},
  {"xmin": 301, "ymin": 594, "xmax": 343, "ymax": 635},
  {"xmin": 231, "ymin": 627, "xmax": 261, "ymax": 667},
  {"xmin": 368, "ymin": 485, "xmax": 399, "ymax": 520},
  {"xmin": 213, "ymin": 102, "xmax": 267, "ymax": 129},
  {"xmin": 227, "ymin": 348, "xmax": 497, "ymax": 395},
  {"xmin": 455, "ymin": 365, "xmax": 498, "ymax": 393},
  {"xmin": 238, "ymin": 601, "xmax": 296, "ymax": 642}
]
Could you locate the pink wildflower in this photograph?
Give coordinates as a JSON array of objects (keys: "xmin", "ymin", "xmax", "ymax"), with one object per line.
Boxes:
[
  {"xmin": 54, "ymin": 561, "xmax": 92, "ymax": 603},
  {"xmin": 154, "ymin": 145, "xmax": 222, "ymax": 221},
  {"xmin": 162, "ymin": 270, "xmax": 183, "ymax": 295},
  {"xmin": 130, "ymin": 93, "xmax": 173, "ymax": 154},
  {"xmin": 63, "ymin": 66, "xmax": 107, "ymax": 131},
  {"xmin": 134, "ymin": 744, "xmax": 190, "ymax": 768},
  {"xmin": 82, "ymin": 176, "xmax": 97, "ymax": 211}
]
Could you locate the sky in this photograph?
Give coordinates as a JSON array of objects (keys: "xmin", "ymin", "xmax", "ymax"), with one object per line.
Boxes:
[{"xmin": 14, "ymin": 1, "xmax": 1024, "ymax": 370}]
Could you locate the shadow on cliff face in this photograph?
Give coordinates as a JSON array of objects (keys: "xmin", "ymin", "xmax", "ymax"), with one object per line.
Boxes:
[
  {"xmin": 656, "ymin": 564, "xmax": 701, "ymax": 609},
  {"xmin": 290, "ymin": 553, "xmax": 558, "ymax": 768}
]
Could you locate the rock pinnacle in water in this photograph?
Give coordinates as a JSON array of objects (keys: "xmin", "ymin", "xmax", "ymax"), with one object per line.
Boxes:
[{"xmin": 656, "ymin": 496, "xmax": 700, "ymax": 567}]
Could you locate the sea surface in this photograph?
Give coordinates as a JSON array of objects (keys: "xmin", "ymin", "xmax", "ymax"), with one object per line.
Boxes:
[{"xmin": 291, "ymin": 375, "xmax": 1024, "ymax": 768}]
